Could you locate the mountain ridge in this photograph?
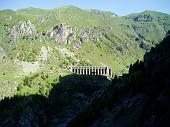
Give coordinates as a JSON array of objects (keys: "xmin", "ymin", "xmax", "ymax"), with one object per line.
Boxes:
[{"xmin": 1, "ymin": 5, "xmax": 169, "ymax": 17}]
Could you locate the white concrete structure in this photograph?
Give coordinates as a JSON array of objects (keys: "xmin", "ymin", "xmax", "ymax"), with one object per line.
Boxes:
[{"xmin": 68, "ymin": 66, "xmax": 112, "ymax": 77}]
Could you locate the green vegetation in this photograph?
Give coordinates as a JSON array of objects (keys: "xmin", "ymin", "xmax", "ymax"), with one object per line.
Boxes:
[
  {"xmin": 125, "ymin": 10, "xmax": 170, "ymax": 44},
  {"xmin": 17, "ymin": 71, "xmax": 53, "ymax": 96},
  {"xmin": 0, "ymin": 6, "xmax": 170, "ymax": 101},
  {"xmin": 0, "ymin": 33, "xmax": 170, "ymax": 126}
]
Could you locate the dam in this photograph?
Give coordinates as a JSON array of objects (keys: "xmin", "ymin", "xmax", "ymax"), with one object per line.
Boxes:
[{"xmin": 68, "ymin": 66, "xmax": 112, "ymax": 77}]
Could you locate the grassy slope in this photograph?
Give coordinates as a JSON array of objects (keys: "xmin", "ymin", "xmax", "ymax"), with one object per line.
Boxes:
[
  {"xmin": 0, "ymin": 6, "xmax": 170, "ymax": 99},
  {"xmin": 124, "ymin": 10, "xmax": 170, "ymax": 44}
]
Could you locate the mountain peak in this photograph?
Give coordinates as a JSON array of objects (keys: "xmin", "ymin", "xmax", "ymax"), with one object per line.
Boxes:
[
  {"xmin": 142, "ymin": 10, "xmax": 170, "ymax": 16},
  {"xmin": 0, "ymin": 9, "xmax": 15, "ymax": 14},
  {"xmin": 63, "ymin": 5, "xmax": 80, "ymax": 9},
  {"xmin": 53, "ymin": 5, "xmax": 82, "ymax": 11},
  {"xmin": 17, "ymin": 7, "xmax": 46, "ymax": 11}
]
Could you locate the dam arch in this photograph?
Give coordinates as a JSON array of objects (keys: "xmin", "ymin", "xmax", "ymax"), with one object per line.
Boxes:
[{"xmin": 68, "ymin": 66, "xmax": 112, "ymax": 78}]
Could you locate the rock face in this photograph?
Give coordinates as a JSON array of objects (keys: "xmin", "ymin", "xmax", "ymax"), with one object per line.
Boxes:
[
  {"xmin": 46, "ymin": 24, "xmax": 103, "ymax": 49},
  {"xmin": 130, "ymin": 15, "xmax": 153, "ymax": 21},
  {"xmin": 39, "ymin": 16, "xmax": 46, "ymax": 23},
  {"xmin": 47, "ymin": 23, "xmax": 74, "ymax": 45},
  {"xmin": 8, "ymin": 20, "xmax": 38, "ymax": 44},
  {"xmin": 139, "ymin": 41, "xmax": 151, "ymax": 51},
  {"xmin": 0, "ymin": 46, "xmax": 6, "ymax": 59},
  {"xmin": 38, "ymin": 46, "xmax": 52, "ymax": 62},
  {"xmin": 74, "ymin": 31, "xmax": 88, "ymax": 49}
]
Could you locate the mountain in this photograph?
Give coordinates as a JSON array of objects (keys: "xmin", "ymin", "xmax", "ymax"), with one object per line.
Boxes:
[
  {"xmin": 0, "ymin": 6, "xmax": 170, "ymax": 101},
  {"xmin": 124, "ymin": 10, "xmax": 170, "ymax": 44},
  {"xmin": 0, "ymin": 31, "xmax": 169, "ymax": 127}
]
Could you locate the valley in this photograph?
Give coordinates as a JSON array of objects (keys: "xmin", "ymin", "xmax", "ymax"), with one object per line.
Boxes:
[
  {"xmin": 0, "ymin": 5, "xmax": 170, "ymax": 127},
  {"xmin": 0, "ymin": 6, "xmax": 170, "ymax": 99}
]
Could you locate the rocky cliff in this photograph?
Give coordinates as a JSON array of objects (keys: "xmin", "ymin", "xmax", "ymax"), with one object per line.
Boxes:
[
  {"xmin": 8, "ymin": 20, "xmax": 38, "ymax": 44},
  {"xmin": 47, "ymin": 23, "xmax": 74, "ymax": 44}
]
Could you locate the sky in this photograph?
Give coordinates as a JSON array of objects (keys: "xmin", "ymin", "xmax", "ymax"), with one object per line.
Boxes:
[{"xmin": 0, "ymin": 0, "xmax": 170, "ymax": 16}]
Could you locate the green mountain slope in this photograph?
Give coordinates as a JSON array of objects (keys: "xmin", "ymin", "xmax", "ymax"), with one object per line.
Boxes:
[
  {"xmin": 0, "ymin": 31, "xmax": 169, "ymax": 127},
  {"xmin": 0, "ymin": 6, "xmax": 170, "ymax": 99},
  {"xmin": 124, "ymin": 10, "xmax": 170, "ymax": 44}
]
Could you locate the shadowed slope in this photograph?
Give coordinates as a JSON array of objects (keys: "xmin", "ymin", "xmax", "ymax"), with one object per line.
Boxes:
[
  {"xmin": 0, "ymin": 75, "xmax": 109, "ymax": 127},
  {"xmin": 67, "ymin": 33, "xmax": 170, "ymax": 127}
]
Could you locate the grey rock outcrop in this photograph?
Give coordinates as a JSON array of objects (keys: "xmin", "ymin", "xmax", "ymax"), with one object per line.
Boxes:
[
  {"xmin": 8, "ymin": 20, "xmax": 38, "ymax": 44},
  {"xmin": 74, "ymin": 31, "xmax": 89, "ymax": 49},
  {"xmin": 128, "ymin": 15, "xmax": 153, "ymax": 22},
  {"xmin": 0, "ymin": 46, "xmax": 6, "ymax": 59},
  {"xmin": 139, "ymin": 41, "xmax": 152, "ymax": 51},
  {"xmin": 47, "ymin": 23, "xmax": 74, "ymax": 45},
  {"xmin": 39, "ymin": 16, "xmax": 46, "ymax": 23}
]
